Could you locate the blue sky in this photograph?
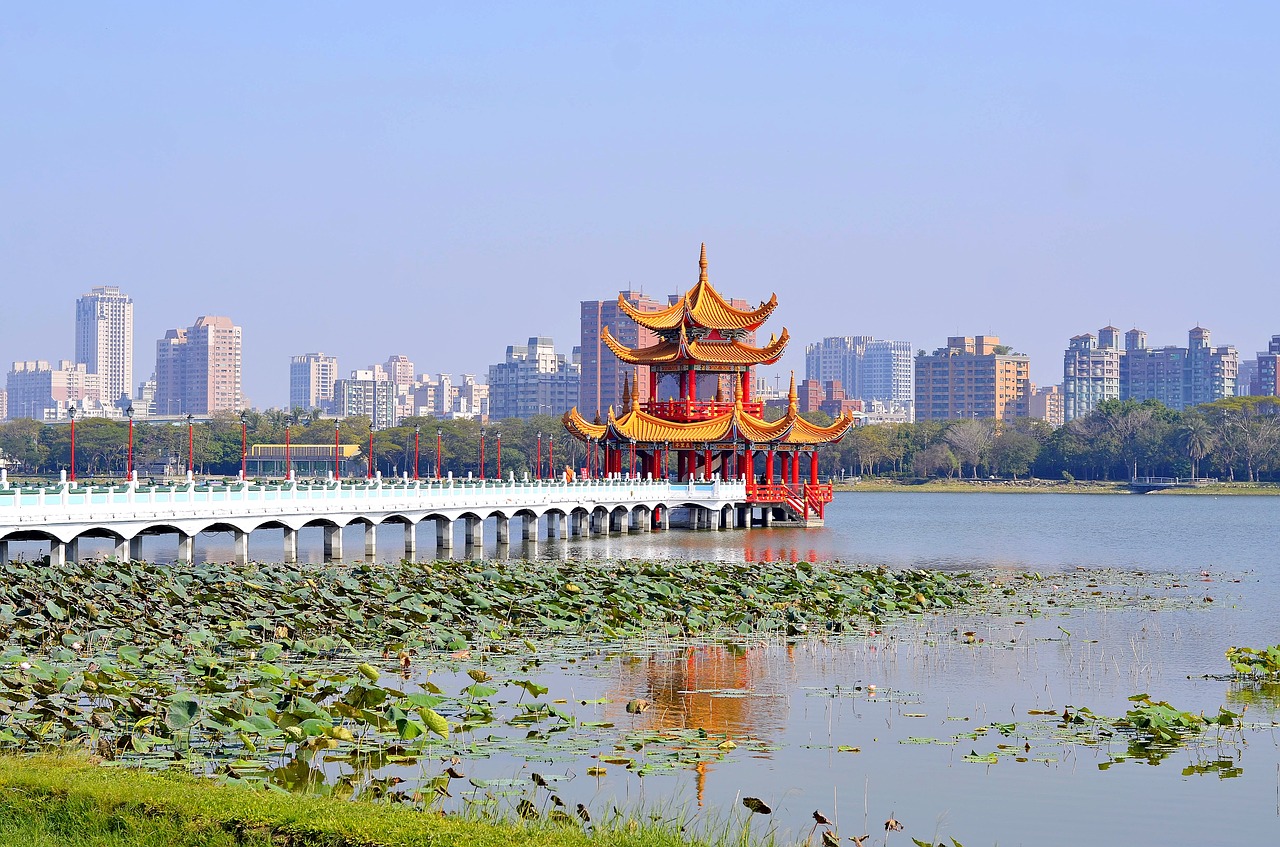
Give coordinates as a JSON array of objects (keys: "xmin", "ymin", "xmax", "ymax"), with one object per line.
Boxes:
[{"xmin": 3, "ymin": 2, "xmax": 1277, "ymax": 405}]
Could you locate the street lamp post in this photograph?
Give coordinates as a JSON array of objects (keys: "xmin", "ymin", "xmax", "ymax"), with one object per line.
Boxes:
[
  {"xmin": 436, "ymin": 428, "xmax": 442, "ymax": 480},
  {"xmin": 240, "ymin": 411, "xmax": 248, "ymax": 480},
  {"xmin": 367, "ymin": 429, "xmax": 374, "ymax": 480},
  {"xmin": 126, "ymin": 405, "xmax": 135, "ymax": 481},
  {"xmin": 284, "ymin": 419, "xmax": 292, "ymax": 480},
  {"xmin": 334, "ymin": 420, "xmax": 341, "ymax": 480},
  {"xmin": 186, "ymin": 414, "xmax": 194, "ymax": 475},
  {"xmin": 479, "ymin": 429, "xmax": 486, "ymax": 480},
  {"xmin": 549, "ymin": 435, "xmax": 554, "ymax": 481},
  {"xmin": 413, "ymin": 425, "xmax": 420, "ymax": 481},
  {"xmin": 496, "ymin": 432, "xmax": 501, "ymax": 481},
  {"xmin": 535, "ymin": 432, "xmax": 542, "ymax": 480},
  {"xmin": 68, "ymin": 406, "xmax": 76, "ymax": 483}
]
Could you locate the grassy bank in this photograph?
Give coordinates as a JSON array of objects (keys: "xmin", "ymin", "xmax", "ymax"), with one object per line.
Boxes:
[
  {"xmin": 835, "ymin": 478, "xmax": 1280, "ymax": 495},
  {"xmin": 0, "ymin": 753, "xmax": 723, "ymax": 847}
]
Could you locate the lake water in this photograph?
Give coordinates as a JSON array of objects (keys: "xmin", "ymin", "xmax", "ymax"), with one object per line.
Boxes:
[{"xmin": 15, "ymin": 491, "xmax": 1280, "ymax": 844}]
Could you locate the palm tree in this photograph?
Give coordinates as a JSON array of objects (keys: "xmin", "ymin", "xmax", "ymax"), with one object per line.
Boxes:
[{"xmin": 1178, "ymin": 414, "xmax": 1214, "ymax": 479}]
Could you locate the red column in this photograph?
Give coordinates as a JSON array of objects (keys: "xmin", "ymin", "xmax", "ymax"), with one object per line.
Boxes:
[
  {"xmin": 792, "ymin": 452, "xmax": 800, "ymax": 485},
  {"xmin": 743, "ymin": 448, "xmax": 753, "ymax": 481},
  {"xmin": 687, "ymin": 368, "xmax": 696, "ymax": 400},
  {"xmin": 649, "ymin": 369, "xmax": 657, "ymax": 404},
  {"xmin": 703, "ymin": 449, "xmax": 712, "ymax": 478},
  {"xmin": 810, "ymin": 450, "xmax": 819, "ymax": 483},
  {"xmin": 765, "ymin": 450, "xmax": 774, "ymax": 483}
]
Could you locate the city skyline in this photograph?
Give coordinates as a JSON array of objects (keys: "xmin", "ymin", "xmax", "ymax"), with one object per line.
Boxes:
[
  {"xmin": 3, "ymin": 5, "xmax": 1276, "ymax": 407},
  {"xmin": 2, "ymin": 276, "xmax": 1275, "ymax": 421}
]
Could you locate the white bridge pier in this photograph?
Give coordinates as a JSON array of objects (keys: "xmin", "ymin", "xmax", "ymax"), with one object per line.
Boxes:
[{"xmin": 0, "ymin": 473, "xmax": 750, "ymax": 564}]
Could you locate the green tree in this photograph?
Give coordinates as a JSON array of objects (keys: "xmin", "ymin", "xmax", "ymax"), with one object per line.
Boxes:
[
  {"xmin": 992, "ymin": 430, "xmax": 1040, "ymax": 479},
  {"xmin": 1177, "ymin": 413, "xmax": 1215, "ymax": 478}
]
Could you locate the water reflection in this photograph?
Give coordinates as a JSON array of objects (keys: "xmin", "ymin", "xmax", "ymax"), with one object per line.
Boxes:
[{"xmin": 600, "ymin": 644, "xmax": 791, "ymax": 805}]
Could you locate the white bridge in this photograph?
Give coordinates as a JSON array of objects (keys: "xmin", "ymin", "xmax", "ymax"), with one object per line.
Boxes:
[{"xmin": 0, "ymin": 473, "xmax": 751, "ymax": 564}]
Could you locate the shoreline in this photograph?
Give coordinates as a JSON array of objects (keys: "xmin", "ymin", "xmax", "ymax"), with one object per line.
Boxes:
[{"xmin": 834, "ymin": 479, "xmax": 1280, "ymax": 495}]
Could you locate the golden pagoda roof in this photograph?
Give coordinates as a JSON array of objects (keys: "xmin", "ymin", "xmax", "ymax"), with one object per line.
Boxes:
[
  {"xmin": 601, "ymin": 323, "xmax": 790, "ymax": 367},
  {"xmin": 619, "ymin": 244, "xmax": 779, "ymax": 332},
  {"xmin": 561, "ymin": 375, "xmax": 854, "ymax": 447}
]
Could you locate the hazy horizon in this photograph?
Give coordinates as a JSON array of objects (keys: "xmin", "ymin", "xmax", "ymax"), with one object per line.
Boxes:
[{"xmin": 4, "ymin": 3, "xmax": 1276, "ymax": 407}]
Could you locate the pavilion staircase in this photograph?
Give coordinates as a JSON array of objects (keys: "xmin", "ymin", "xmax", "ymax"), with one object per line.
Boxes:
[{"xmin": 747, "ymin": 482, "xmax": 833, "ymax": 527}]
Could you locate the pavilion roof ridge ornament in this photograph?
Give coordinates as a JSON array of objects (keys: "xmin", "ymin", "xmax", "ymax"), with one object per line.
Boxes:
[{"xmin": 615, "ymin": 244, "xmax": 779, "ymax": 333}]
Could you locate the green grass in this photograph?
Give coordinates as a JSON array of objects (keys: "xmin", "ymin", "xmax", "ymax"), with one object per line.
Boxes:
[{"xmin": 0, "ymin": 753, "xmax": 737, "ymax": 847}]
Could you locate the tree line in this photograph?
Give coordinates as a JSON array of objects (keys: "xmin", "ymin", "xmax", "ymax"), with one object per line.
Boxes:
[
  {"xmin": 825, "ymin": 396, "xmax": 1280, "ymax": 483},
  {"xmin": 0, "ymin": 411, "xmax": 584, "ymax": 481}
]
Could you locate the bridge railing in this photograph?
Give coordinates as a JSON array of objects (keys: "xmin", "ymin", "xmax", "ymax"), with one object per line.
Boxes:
[{"xmin": 0, "ymin": 475, "xmax": 746, "ymax": 517}]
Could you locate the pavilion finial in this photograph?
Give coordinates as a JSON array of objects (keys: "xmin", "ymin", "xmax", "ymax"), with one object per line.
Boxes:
[
  {"xmin": 621, "ymin": 372, "xmax": 630, "ymax": 410},
  {"xmin": 733, "ymin": 375, "xmax": 743, "ymax": 408},
  {"xmin": 787, "ymin": 371, "xmax": 798, "ymax": 415},
  {"xmin": 631, "ymin": 369, "xmax": 641, "ymax": 411},
  {"xmin": 698, "ymin": 242, "xmax": 708, "ymax": 284}
]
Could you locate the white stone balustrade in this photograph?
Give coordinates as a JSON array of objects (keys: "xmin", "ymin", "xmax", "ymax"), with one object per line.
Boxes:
[{"xmin": 0, "ymin": 473, "xmax": 749, "ymax": 564}]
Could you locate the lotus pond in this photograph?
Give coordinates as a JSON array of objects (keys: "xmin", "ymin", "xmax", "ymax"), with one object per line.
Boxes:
[{"xmin": 5, "ymin": 492, "xmax": 1280, "ymax": 846}]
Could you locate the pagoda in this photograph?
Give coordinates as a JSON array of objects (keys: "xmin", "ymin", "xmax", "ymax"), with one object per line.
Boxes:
[{"xmin": 562, "ymin": 244, "xmax": 854, "ymax": 524}]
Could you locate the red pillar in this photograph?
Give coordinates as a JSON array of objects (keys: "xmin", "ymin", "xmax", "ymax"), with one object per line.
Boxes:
[
  {"xmin": 765, "ymin": 450, "xmax": 774, "ymax": 483},
  {"xmin": 649, "ymin": 369, "xmax": 657, "ymax": 404},
  {"xmin": 792, "ymin": 452, "xmax": 800, "ymax": 485},
  {"xmin": 687, "ymin": 368, "xmax": 696, "ymax": 400},
  {"xmin": 743, "ymin": 448, "xmax": 753, "ymax": 481},
  {"xmin": 810, "ymin": 450, "xmax": 819, "ymax": 483},
  {"xmin": 703, "ymin": 449, "xmax": 712, "ymax": 478}
]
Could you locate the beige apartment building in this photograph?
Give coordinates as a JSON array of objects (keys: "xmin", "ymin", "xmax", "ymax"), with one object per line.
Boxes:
[
  {"xmin": 154, "ymin": 316, "xmax": 243, "ymax": 415},
  {"xmin": 1029, "ymin": 384, "xmax": 1065, "ymax": 427},
  {"xmin": 914, "ymin": 335, "xmax": 1030, "ymax": 421}
]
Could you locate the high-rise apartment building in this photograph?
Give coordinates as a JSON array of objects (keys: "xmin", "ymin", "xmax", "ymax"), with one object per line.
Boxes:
[
  {"xmin": 74, "ymin": 285, "xmax": 134, "ymax": 406},
  {"xmin": 383, "ymin": 355, "xmax": 416, "ymax": 420},
  {"xmin": 579, "ymin": 290, "xmax": 664, "ymax": 417},
  {"xmin": 5, "ymin": 360, "xmax": 101, "ymax": 420},
  {"xmin": 914, "ymin": 335, "xmax": 1030, "ymax": 421},
  {"xmin": 154, "ymin": 316, "xmax": 244, "ymax": 415},
  {"xmin": 384, "ymin": 355, "xmax": 415, "ymax": 387},
  {"xmin": 335, "ymin": 368, "xmax": 397, "ymax": 430},
  {"xmin": 1121, "ymin": 327, "xmax": 1237, "ymax": 410},
  {"xmin": 1251, "ymin": 336, "xmax": 1280, "ymax": 396},
  {"xmin": 1062, "ymin": 329, "xmax": 1122, "ymax": 421},
  {"xmin": 804, "ymin": 335, "xmax": 914, "ymax": 420},
  {"xmin": 0, "ymin": 389, "xmax": 6, "ymax": 422},
  {"xmin": 488, "ymin": 337, "xmax": 581, "ymax": 421},
  {"xmin": 289, "ymin": 353, "xmax": 339, "ymax": 413}
]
